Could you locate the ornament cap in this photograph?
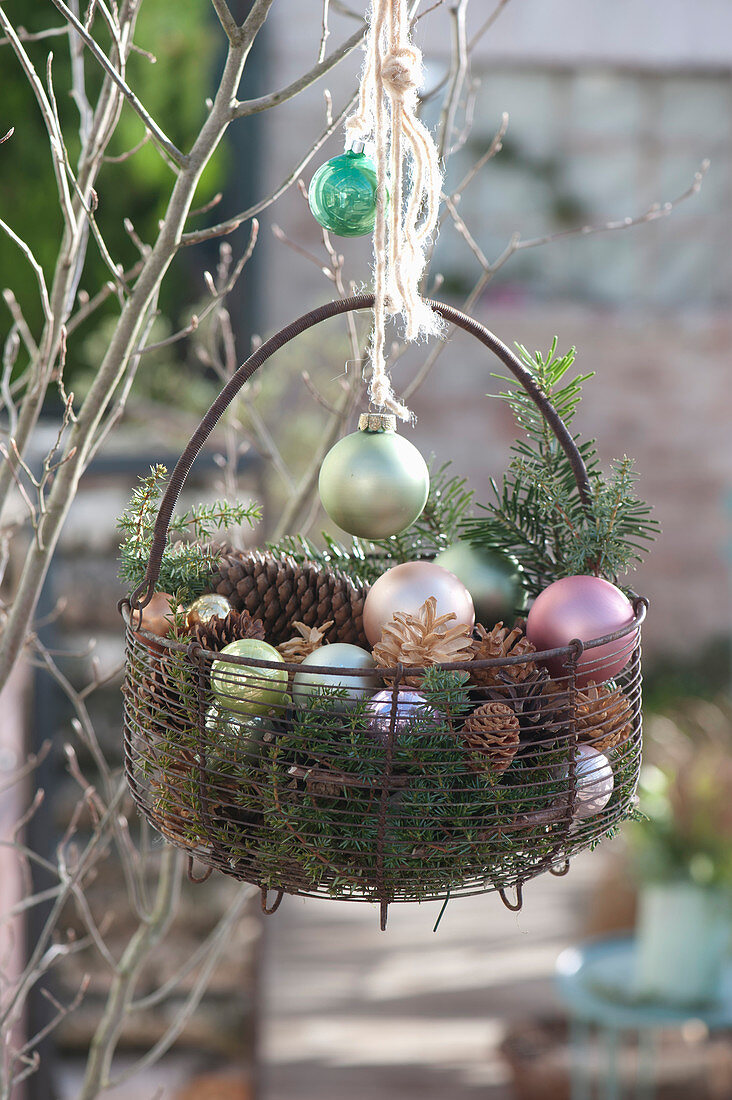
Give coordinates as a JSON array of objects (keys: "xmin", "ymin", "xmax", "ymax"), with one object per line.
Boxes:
[
  {"xmin": 348, "ymin": 138, "xmax": 366, "ymax": 155},
  {"xmin": 359, "ymin": 411, "xmax": 397, "ymax": 433}
]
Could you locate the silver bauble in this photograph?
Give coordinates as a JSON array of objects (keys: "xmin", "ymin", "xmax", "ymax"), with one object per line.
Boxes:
[
  {"xmin": 564, "ymin": 744, "xmax": 615, "ymax": 820},
  {"xmin": 364, "ymin": 688, "xmax": 439, "ymax": 744},
  {"xmin": 292, "ymin": 642, "xmax": 379, "ymax": 710},
  {"xmin": 318, "ymin": 421, "xmax": 429, "ymax": 539},
  {"xmin": 363, "ymin": 560, "xmax": 475, "ymax": 646}
]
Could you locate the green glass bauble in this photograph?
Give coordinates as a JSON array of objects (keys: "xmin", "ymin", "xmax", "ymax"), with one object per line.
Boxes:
[
  {"xmin": 292, "ymin": 643, "xmax": 378, "ymax": 710},
  {"xmin": 434, "ymin": 542, "xmax": 526, "ymax": 627},
  {"xmin": 319, "ymin": 416, "xmax": 430, "ymax": 539},
  {"xmin": 211, "ymin": 639, "xmax": 288, "ymax": 717},
  {"xmin": 204, "ymin": 705, "xmax": 276, "ymax": 764},
  {"xmin": 308, "ymin": 150, "xmax": 379, "ymax": 237}
]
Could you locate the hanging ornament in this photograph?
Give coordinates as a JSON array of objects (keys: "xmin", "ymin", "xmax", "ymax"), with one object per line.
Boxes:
[
  {"xmin": 435, "ymin": 543, "xmax": 526, "ymax": 627},
  {"xmin": 363, "ymin": 560, "xmax": 475, "ymax": 646},
  {"xmin": 308, "ymin": 145, "xmax": 379, "ymax": 238},
  {"xmin": 211, "ymin": 638, "xmax": 288, "ymax": 717},
  {"xmin": 319, "ymin": 412, "xmax": 429, "ymax": 539},
  {"xmin": 364, "ymin": 688, "xmax": 436, "ymax": 744},
  {"xmin": 565, "ymin": 745, "xmax": 615, "ymax": 820},
  {"xmin": 526, "ymin": 575, "xmax": 636, "ymax": 687},
  {"xmin": 292, "ymin": 642, "xmax": 379, "ymax": 710}
]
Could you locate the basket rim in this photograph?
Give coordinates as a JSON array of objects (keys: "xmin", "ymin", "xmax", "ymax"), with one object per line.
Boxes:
[{"xmin": 120, "ymin": 592, "xmax": 647, "ymax": 676}]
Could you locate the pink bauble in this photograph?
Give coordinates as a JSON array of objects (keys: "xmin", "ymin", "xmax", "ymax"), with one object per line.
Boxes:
[
  {"xmin": 363, "ymin": 561, "xmax": 475, "ymax": 646},
  {"xmin": 526, "ymin": 575, "xmax": 636, "ymax": 686}
]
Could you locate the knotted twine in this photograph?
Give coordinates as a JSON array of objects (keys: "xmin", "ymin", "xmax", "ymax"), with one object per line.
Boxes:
[{"xmin": 347, "ymin": 0, "xmax": 443, "ymax": 420}]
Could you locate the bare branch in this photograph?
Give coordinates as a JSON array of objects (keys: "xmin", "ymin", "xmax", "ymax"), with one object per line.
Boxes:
[
  {"xmin": 210, "ymin": 0, "xmax": 239, "ymax": 44},
  {"xmin": 318, "ymin": 0, "xmax": 331, "ymax": 63},
  {"xmin": 47, "ymin": 0, "xmax": 187, "ymax": 167},
  {"xmin": 233, "ymin": 24, "xmax": 365, "ymax": 117}
]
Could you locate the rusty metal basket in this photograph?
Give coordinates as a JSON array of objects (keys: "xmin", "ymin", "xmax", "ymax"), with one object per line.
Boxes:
[{"xmin": 121, "ymin": 295, "xmax": 646, "ymax": 929}]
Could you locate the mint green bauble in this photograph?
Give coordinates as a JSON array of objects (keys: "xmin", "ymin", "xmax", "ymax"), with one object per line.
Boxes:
[
  {"xmin": 308, "ymin": 151, "xmax": 379, "ymax": 237},
  {"xmin": 211, "ymin": 639, "xmax": 288, "ymax": 717},
  {"xmin": 292, "ymin": 643, "xmax": 378, "ymax": 710},
  {"xmin": 434, "ymin": 542, "xmax": 526, "ymax": 627},
  {"xmin": 319, "ymin": 418, "xmax": 429, "ymax": 539}
]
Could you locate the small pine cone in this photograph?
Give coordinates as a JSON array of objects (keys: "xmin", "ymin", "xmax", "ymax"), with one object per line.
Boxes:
[
  {"xmin": 277, "ymin": 620, "xmax": 334, "ymax": 664},
  {"xmin": 482, "ymin": 667, "xmax": 567, "ymax": 746},
  {"xmin": 470, "ymin": 622, "xmax": 537, "ymax": 688},
  {"xmin": 373, "ymin": 597, "xmax": 474, "ymax": 687},
  {"xmin": 576, "ymin": 681, "xmax": 633, "ymax": 752},
  {"xmin": 192, "ymin": 608, "xmax": 265, "ymax": 652},
  {"xmin": 462, "ymin": 701, "xmax": 520, "ymax": 774}
]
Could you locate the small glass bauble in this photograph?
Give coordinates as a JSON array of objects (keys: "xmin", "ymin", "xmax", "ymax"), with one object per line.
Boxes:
[
  {"xmin": 292, "ymin": 643, "xmax": 379, "ymax": 710},
  {"xmin": 187, "ymin": 593, "xmax": 232, "ymax": 626},
  {"xmin": 308, "ymin": 150, "xmax": 379, "ymax": 237},
  {"xmin": 319, "ymin": 422, "xmax": 429, "ymax": 540},
  {"xmin": 364, "ymin": 689, "xmax": 438, "ymax": 744},
  {"xmin": 211, "ymin": 639, "xmax": 288, "ymax": 717},
  {"xmin": 204, "ymin": 705, "xmax": 276, "ymax": 764}
]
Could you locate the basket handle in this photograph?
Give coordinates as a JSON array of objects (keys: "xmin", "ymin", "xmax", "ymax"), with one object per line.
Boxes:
[{"xmin": 129, "ymin": 294, "xmax": 592, "ymax": 610}]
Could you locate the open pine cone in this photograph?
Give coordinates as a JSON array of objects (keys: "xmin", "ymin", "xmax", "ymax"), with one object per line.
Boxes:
[
  {"xmin": 277, "ymin": 620, "xmax": 334, "ymax": 663},
  {"xmin": 576, "ymin": 681, "xmax": 633, "ymax": 752},
  {"xmin": 373, "ymin": 596, "xmax": 474, "ymax": 687},
  {"xmin": 461, "ymin": 701, "xmax": 520, "ymax": 774},
  {"xmin": 192, "ymin": 608, "xmax": 265, "ymax": 652},
  {"xmin": 470, "ymin": 622, "xmax": 537, "ymax": 689}
]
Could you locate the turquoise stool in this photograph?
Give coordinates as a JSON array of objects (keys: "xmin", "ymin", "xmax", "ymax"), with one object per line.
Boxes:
[{"xmin": 555, "ymin": 936, "xmax": 732, "ymax": 1099}]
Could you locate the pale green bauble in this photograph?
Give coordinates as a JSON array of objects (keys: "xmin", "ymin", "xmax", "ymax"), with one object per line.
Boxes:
[
  {"xmin": 292, "ymin": 643, "xmax": 378, "ymax": 710},
  {"xmin": 318, "ymin": 425, "xmax": 429, "ymax": 539},
  {"xmin": 434, "ymin": 542, "xmax": 526, "ymax": 627},
  {"xmin": 211, "ymin": 638, "xmax": 288, "ymax": 717}
]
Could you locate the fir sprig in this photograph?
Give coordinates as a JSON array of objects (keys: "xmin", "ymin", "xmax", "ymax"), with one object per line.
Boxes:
[
  {"xmin": 461, "ymin": 341, "xmax": 658, "ymax": 594},
  {"xmin": 118, "ymin": 465, "xmax": 261, "ymax": 601},
  {"xmin": 268, "ymin": 460, "xmax": 474, "ymax": 584}
]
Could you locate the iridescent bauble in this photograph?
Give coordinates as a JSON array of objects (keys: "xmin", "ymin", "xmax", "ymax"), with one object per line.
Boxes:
[
  {"xmin": 526, "ymin": 575, "xmax": 635, "ymax": 687},
  {"xmin": 187, "ymin": 593, "xmax": 232, "ymax": 626},
  {"xmin": 364, "ymin": 689, "xmax": 438, "ymax": 744},
  {"xmin": 363, "ymin": 560, "xmax": 475, "ymax": 646},
  {"xmin": 319, "ymin": 423, "xmax": 429, "ymax": 539},
  {"xmin": 211, "ymin": 639, "xmax": 288, "ymax": 717},
  {"xmin": 308, "ymin": 150, "xmax": 378, "ymax": 237},
  {"xmin": 434, "ymin": 542, "xmax": 525, "ymax": 626},
  {"xmin": 292, "ymin": 643, "xmax": 379, "ymax": 710},
  {"xmin": 564, "ymin": 744, "xmax": 614, "ymax": 821}
]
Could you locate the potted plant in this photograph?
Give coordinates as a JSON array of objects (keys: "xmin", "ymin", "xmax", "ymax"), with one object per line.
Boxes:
[{"xmin": 628, "ymin": 699, "xmax": 732, "ymax": 1006}]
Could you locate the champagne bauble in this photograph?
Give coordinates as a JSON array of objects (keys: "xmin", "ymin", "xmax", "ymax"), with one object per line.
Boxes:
[
  {"xmin": 319, "ymin": 413, "xmax": 429, "ymax": 539},
  {"xmin": 434, "ymin": 542, "xmax": 525, "ymax": 626},
  {"xmin": 308, "ymin": 149, "xmax": 379, "ymax": 237},
  {"xmin": 363, "ymin": 560, "xmax": 475, "ymax": 646},
  {"xmin": 526, "ymin": 575, "xmax": 635, "ymax": 687},
  {"xmin": 211, "ymin": 639, "xmax": 288, "ymax": 717},
  {"xmin": 292, "ymin": 643, "xmax": 378, "ymax": 710}
]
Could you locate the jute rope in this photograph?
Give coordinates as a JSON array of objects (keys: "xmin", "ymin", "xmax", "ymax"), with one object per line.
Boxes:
[{"xmin": 347, "ymin": 0, "xmax": 443, "ymax": 420}]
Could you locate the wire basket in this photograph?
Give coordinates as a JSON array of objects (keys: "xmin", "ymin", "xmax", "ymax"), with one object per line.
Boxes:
[{"xmin": 121, "ymin": 295, "xmax": 646, "ymax": 928}]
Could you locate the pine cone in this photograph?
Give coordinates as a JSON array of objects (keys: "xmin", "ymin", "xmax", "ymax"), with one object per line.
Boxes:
[
  {"xmin": 192, "ymin": 608, "xmax": 265, "ymax": 652},
  {"xmin": 461, "ymin": 701, "xmax": 520, "ymax": 774},
  {"xmin": 470, "ymin": 622, "xmax": 537, "ymax": 688},
  {"xmin": 277, "ymin": 620, "xmax": 334, "ymax": 663},
  {"xmin": 213, "ymin": 548, "xmax": 368, "ymax": 647},
  {"xmin": 482, "ymin": 667, "xmax": 566, "ymax": 745},
  {"xmin": 576, "ymin": 681, "xmax": 633, "ymax": 752},
  {"xmin": 373, "ymin": 597, "xmax": 474, "ymax": 687}
]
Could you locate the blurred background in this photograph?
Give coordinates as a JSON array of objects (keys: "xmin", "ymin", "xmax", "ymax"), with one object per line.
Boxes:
[{"xmin": 2, "ymin": 0, "xmax": 731, "ymax": 1097}]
